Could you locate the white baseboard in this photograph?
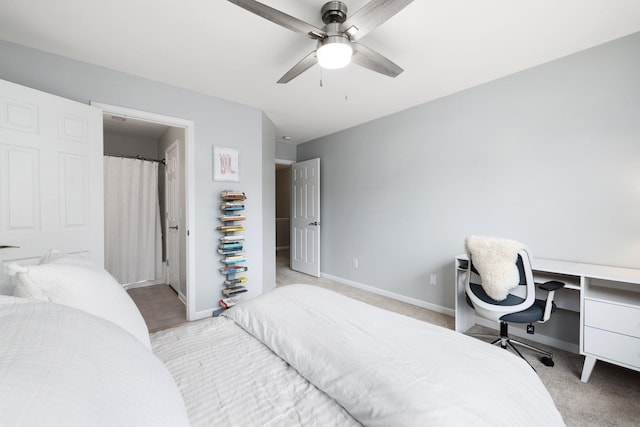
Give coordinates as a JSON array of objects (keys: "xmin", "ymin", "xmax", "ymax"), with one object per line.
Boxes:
[
  {"xmin": 123, "ymin": 278, "xmax": 165, "ymax": 290},
  {"xmin": 321, "ymin": 272, "xmax": 455, "ymax": 317},
  {"xmin": 191, "ymin": 308, "xmax": 216, "ymax": 321}
]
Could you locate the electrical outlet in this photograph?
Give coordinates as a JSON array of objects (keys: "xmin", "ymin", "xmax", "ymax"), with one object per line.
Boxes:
[
  {"xmin": 353, "ymin": 258, "xmax": 359, "ymax": 268},
  {"xmin": 430, "ymin": 274, "xmax": 437, "ymax": 285}
]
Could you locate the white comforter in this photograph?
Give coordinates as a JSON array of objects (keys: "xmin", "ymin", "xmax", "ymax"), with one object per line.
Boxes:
[
  {"xmin": 151, "ymin": 314, "xmax": 360, "ymax": 427},
  {"xmin": 224, "ymin": 284, "xmax": 565, "ymax": 427},
  {"xmin": 0, "ymin": 296, "xmax": 189, "ymax": 427}
]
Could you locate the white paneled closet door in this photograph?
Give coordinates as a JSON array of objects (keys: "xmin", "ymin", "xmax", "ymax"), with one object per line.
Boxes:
[{"xmin": 0, "ymin": 79, "xmax": 104, "ymax": 295}]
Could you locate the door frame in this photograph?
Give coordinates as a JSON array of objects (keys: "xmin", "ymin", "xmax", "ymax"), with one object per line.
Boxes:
[{"xmin": 91, "ymin": 102, "xmax": 197, "ymax": 321}]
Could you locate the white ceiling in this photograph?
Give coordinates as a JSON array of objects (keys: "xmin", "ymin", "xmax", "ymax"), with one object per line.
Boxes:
[{"xmin": 1, "ymin": 0, "xmax": 639, "ymax": 144}]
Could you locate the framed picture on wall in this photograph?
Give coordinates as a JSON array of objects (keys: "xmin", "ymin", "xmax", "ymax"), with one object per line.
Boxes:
[{"xmin": 213, "ymin": 146, "xmax": 239, "ymax": 182}]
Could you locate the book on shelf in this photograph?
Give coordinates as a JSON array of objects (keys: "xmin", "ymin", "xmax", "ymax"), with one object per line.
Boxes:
[
  {"xmin": 220, "ymin": 297, "xmax": 239, "ymax": 308},
  {"xmin": 217, "ymin": 224, "xmax": 246, "ymax": 231},
  {"xmin": 219, "ymin": 214, "xmax": 247, "ymax": 222},
  {"xmin": 219, "ymin": 266, "xmax": 248, "ymax": 274},
  {"xmin": 221, "ymin": 191, "xmax": 247, "ymax": 200},
  {"xmin": 222, "ymin": 286, "xmax": 247, "ymax": 297},
  {"xmin": 219, "ymin": 242, "xmax": 244, "ymax": 249},
  {"xmin": 221, "ymin": 257, "xmax": 246, "ymax": 265},
  {"xmin": 221, "ymin": 202, "xmax": 245, "ymax": 211},
  {"xmin": 218, "ymin": 248, "xmax": 244, "ymax": 255},
  {"xmin": 224, "ymin": 277, "xmax": 248, "ymax": 286},
  {"xmin": 219, "ymin": 235, "xmax": 245, "ymax": 242}
]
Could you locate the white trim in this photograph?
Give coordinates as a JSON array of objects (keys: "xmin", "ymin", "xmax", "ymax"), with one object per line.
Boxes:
[
  {"xmin": 91, "ymin": 102, "xmax": 197, "ymax": 321},
  {"xmin": 193, "ymin": 308, "xmax": 216, "ymax": 321},
  {"xmin": 275, "ymin": 158, "xmax": 295, "ymax": 166},
  {"xmin": 123, "ymin": 278, "xmax": 166, "ymax": 290},
  {"xmin": 321, "ymin": 272, "xmax": 455, "ymax": 317}
]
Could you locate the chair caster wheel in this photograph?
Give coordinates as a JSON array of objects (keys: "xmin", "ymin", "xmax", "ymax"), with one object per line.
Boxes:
[{"xmin": 541, "ymin": 356, "xmax": 554, "ymax": 367}]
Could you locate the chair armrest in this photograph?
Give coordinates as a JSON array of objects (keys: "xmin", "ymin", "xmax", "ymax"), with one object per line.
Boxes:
[
  {"xmin": 538, "ymin": 281, "xmax": 565, "ymax": 322},
  {"xmin": 538, "ymin": 280, "xmax": 565, "ymax": 292}
]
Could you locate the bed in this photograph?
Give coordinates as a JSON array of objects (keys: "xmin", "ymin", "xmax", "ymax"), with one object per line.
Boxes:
[{"xmin": 0, "ymin": 252, "xmax": 565, "ymax": 426}]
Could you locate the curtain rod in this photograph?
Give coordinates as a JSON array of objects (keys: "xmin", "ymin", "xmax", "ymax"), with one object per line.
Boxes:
[{"xmin": 104, "ymin": 153, "xmax": 166, "ymax": 165}]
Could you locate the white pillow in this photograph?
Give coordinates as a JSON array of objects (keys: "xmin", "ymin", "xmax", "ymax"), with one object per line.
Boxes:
[
  {"xmin": 0, "ymin": 295, "xmax": 189, "ymax": 427},
  {"xmin": 11, "ymin": 251, "xmax": 151, "ymax": 349}
]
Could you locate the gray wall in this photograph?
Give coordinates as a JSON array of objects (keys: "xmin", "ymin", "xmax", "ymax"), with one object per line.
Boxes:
[
  {"xmin": 0, "ymin": 40, "xmax": 276, "ymax": 317},
  {"xmin": 104, "ymin": 133, "xmax": 160, "ymax": 160},
  {"xmin": 298, "ymin": 32, "xmax": 640, "ymax": 311},
  {"xmin": 276, "ymin": 141, "xmax": 296, "ymax": 162}
]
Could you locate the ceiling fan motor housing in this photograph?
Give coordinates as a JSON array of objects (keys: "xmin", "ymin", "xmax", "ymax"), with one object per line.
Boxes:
[
  {"xmin": 227, "ymin": 0, "xmax": 411, "ymax": 82},
  {"xmin": 321, "ymin": 1, "xmax": 348, "ymax": 24}
]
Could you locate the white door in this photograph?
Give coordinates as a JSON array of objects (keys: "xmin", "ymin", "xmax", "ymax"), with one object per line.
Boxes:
[
  {"xmin": 165, "ymin": 141, "xmax": 182, "ymax": 299},
  {"xmin": 0, "ymin": 79, "xmax": 104, "ymax": 294},
  {"xmin": 290, "ymin": 158, "xmax": 320, "ymax": 277}
]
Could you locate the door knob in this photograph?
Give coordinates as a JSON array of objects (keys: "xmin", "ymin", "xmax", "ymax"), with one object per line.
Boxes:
[
  {"xmin": 308, "ymin": 222, "xmax": 320, "ymax": 226},
  {"xmin": 169, "ymin": 226, "xmax": 179, "ymax": 230}
]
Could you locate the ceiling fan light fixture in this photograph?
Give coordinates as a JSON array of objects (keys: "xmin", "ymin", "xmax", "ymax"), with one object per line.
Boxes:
[{"xmin": 317, "ymin": 36, "xmax": 353, "ymax": 70}]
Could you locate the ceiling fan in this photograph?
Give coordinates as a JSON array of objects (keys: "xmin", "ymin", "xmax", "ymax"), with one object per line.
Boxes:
[{"xmin": 228, "ymin": 0, "xmax": 415, "ymax": 83}]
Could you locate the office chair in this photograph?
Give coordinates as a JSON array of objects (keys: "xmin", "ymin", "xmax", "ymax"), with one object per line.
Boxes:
[{"xmin": 464, "ymin": 236, "xmax": 565, "ymax": 369}]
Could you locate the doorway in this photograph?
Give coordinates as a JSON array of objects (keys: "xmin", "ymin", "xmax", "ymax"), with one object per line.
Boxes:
[
  {"xmin": 94, "ymin": 102, "xmax": 196, "ymax": 321},
  {"xmin": 275, "ymin": 159, "xmax": 293, "ymax": 284}
]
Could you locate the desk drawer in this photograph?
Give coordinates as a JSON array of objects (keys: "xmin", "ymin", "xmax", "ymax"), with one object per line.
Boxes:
[
  {"xmin": 584, "ymin": 300, "xmax": 640, "ymax": 338},
  {"xmin": 583, "ymin": 327, "xmax": 640, "ymax": 369}
]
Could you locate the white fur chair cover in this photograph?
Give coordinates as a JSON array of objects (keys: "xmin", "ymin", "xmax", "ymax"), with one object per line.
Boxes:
[{"xmin": 465, "ymin": 236, "xmax": 527, "ymax": 301}]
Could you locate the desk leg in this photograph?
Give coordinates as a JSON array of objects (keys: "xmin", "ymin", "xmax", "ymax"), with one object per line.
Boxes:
[
  {"xmin": 581, "ymin": 356, "xmax": 597, "ymax": 383},
  {"xmin": 454, "ymin": 270, "xmax": 475, "ymax": 332}
]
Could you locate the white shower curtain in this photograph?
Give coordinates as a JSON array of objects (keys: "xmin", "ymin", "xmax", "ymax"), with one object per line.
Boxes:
[{"xmin": 104, "ymin": 156, "xmax": 163, "ymax": 285}]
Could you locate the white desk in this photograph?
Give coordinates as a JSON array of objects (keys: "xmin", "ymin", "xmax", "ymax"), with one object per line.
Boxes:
[{"xmin": 454, "ymin": 254, "xmax": 640, "ymax": 382}]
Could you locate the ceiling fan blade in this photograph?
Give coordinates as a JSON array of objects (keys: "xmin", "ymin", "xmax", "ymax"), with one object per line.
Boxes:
[
  {"xmin": 228, "ymin": 0, "xmax": 326, "ymax": 39},
  {"xmin": 340, "ymin": 0, "xmax": 415, "ymax": 41},
  {"xmin": 351, "ymin": 43, "xmax": 403, "ymax": 78},
  {"xmin": 277, "ymin": 51, "xmax": 318, "ymax": 84}
]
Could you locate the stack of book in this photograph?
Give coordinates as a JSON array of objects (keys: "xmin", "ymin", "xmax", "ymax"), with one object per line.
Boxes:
[
  {"xmin": 217, "ymin": 225, "xmax": 246, "ymax": 233},
  {"xmin": 221, "ymin": 191, "xmax": 246, "ymax": 200},
  {"xmin": 219, "ymin": 297, "xmax": 239, "ymax": 308},
  {"xmin": 222, "ymin": 285, "xmax": 248, "ymax": 297},
  {"xmin": 219, "ymin": 265, "xmax": 248, "ymax": 275},
  {"xmin": 218, "ymin": 191, "xmax": 248, "ymax": 310},
  {"xmin": 221, "ymin": 255, "xmax": 247, "ymax": 265},
  {"xmin": 219, "ymin": 214, "xmax": 246, "ymax": 222},
  {"xmin": 224, "ymin": 276, "xmax": 248, "ymax": 287},
  {"xmin": 220, "ymin": 201, "xmax": 245, "ymax": 211},
  {"xmin": 220, "ymin": 235, "xmax": 244, "ymax": 243},
  {"xmin": 219, "ymin": 241, "xmax": 244, "ymax": 252}
]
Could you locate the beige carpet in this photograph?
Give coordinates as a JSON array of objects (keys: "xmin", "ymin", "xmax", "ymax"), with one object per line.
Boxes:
[{"xmin": 276, "ymin": 250, "xmax": 640, "ymax": 427}]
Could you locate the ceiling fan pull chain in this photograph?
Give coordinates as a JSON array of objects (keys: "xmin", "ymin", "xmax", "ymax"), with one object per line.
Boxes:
[{"xmin": 319, "ymin": 67, "xmax": 324, "ymax": 87}]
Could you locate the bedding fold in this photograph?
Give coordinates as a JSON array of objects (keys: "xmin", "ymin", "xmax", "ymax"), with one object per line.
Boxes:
[{"xmin": 224, "ymin": 284, "xmax": 564, "ymax": 427}]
